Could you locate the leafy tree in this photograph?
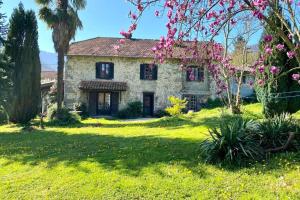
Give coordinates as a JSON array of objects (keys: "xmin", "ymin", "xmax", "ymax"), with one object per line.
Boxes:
[
  {"xmin": 5, "ymin": 4, "xmax": 41, "ymax": 124},
  {"xmin": 35, "ymin": 0, "xmax": 86, "ymax": 118},
  {"xmin": 0, "ymin": 0, "xmax": 7, "ymax": 43},
  {"xmin": 0, "ymin": 0, "xmax": 12, "ymax": 111}
]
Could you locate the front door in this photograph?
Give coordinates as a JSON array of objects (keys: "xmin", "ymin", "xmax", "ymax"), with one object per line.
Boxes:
[
  {"xmin": 143, "ymin": 93, "xmax": 154, "ymax": 117},
  {"xmin": 110, "ymin": 92, "xmax": 119, "ymax": 115},
  {"xmin": 89, "ymin": 92, "xmax": 98, "ymax": 116}
]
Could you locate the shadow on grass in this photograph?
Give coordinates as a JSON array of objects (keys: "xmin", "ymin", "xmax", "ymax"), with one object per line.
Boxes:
[
  {"xmin": 0, "ymin": 129, "xmax": 208, "ymax": 177},
  {"xmin": 40, "ymin": 116, "xmax": 221, "ymax": 130}
]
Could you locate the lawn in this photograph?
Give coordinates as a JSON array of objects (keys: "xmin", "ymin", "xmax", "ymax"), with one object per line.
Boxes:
[{"xmin": 0, "ymin": 103, "xmax": 300, "ymax": 199}]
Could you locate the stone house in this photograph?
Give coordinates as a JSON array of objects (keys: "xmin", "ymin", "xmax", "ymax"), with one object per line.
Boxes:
[{"xmin": 65, "ymin": 37, "xmax": 215, "ymax": 116}]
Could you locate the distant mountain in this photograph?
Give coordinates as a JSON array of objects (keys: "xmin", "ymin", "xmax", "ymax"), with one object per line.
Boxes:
[{"xmin": 40, "ymin": 51, "xmax": 57, "ymax": 72}]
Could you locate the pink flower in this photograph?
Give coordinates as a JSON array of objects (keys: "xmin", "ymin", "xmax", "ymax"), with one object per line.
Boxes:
[
  {"xmin": 265, "ymin": 47, "xmax": 272, "ymax": 54},
  {"xmin": 292, "ymin": 73, "xmax": 300, "ymax": 80},
  {"xmin": 287, "ymin": 51, "xmax": 296, "ymax": 59},
  {"xmin": 155, "ymin": 10, "xmax": 160, "ymax": 16},
  {"xmin": 270, "ymin": 66, "xmax": 280, "ymax": 74},
  {"xmin": 258, "ymin": 79, "xmax": 265, "ymax": 86},
  {"xmin": 131, "ymin": 13, "xmax": 137, "ymax": 20},
  {"xmin": 119, "ymin": 39, "xmax": 125, "ymax": 44},
  {"xmin": 113, "ymin": 45, "xmax": 120, "ymax": 51},
  {"xmin": 248, "ymin": 80, "xmax": 254, "ymax": 86},
  {"xmin": 258, "ymin": 65, "xmax": 265, "ymax": 73},
  {"xmin": 264, "ymin": 35, "xmax": 273, "ymax": 43},
  {"xmin": 276, "ymin": 44, "xmax": 285, "ymax": 51}
]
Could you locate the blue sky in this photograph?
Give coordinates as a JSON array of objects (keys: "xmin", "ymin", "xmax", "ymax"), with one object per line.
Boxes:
[
  {"xmin": 3, "ymin": 1, "xmax": 260, "ymax": 53},
  {"xmin": 3, "ymin": 0, "xmax": 168, "ymax": 53}
]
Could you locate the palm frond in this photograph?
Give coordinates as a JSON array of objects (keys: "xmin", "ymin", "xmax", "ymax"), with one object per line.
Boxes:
[
  {"xmin": 70, "ymin": 0, "xmax": 87, "ymax": 10},
  {"xmin": 35, "ymin": 0, "xmax": 53, "ymax": 6},
  {"xmin": 39, "ymin": 6, "xmax": 57, "ymax": 27}
]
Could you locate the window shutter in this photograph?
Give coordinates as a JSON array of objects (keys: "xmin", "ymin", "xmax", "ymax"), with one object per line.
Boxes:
[
  {"xmin": 140, "ymin": 64, "xmax": 145, "ymax": 80},
  {"xmin": 110, "ymin": 63, "xmax": 114, "ymax": 79},
  {"xmin": 199, "ymin": 68, "xmax": 204, "ymax": 81},
  {"xmin": 96, "ymin": 63, "xmax": 100, "ymax": 78},
  {"xmin": 153, "ymin": 65, "xmax": 158, "ymax": 80},
  {"xmin": 186, "ymin": 70, "xmax": 190, "ymax": 81}
]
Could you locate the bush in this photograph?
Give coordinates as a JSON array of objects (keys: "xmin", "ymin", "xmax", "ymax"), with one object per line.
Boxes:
[
  {"xmin": 154, "ymin": 109, "xmax": 170, "ymax": 118},
  {"xmin": 203, "ymin": 98, "xmax": 224, "ymax": 109},
  {"xmin": 257, "ymin": 113, "xmax": 299, "ymax": 150},
  {"xmin": 117, "ymin": 101, "xmax": 142, "ymax": 119},
  {"xmin": 200, "ymin": 115, "xmax": 263, "ymax": 164},
  {"xmin": 165, "ymin": 96, "xmax": 187, "ymax": 116},
  {"xmin": 0, "ymin": 107, "xmax": 8, "ymax": 124},
  {"xmin": 73, "ymin": 102, "xmax": 89, "ymax": 119},
  {"xmin": 47, "ymin": 104, "xmax": 81, "ymax": 125}
]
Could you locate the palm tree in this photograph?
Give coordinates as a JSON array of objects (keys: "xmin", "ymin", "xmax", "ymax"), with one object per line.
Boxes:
[{"xmin": 35, "ymin": 0, "xmax": 86, "ymax": 117}]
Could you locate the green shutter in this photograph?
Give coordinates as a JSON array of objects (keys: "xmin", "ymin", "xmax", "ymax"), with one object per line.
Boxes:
[
  {"xmin": 153, "ymin": 65, "xmax": 158, "ymax": 80},
  {"xmin": 96, "ymin": 63, "xmax": 100, "ymax": 78},
  {"xmin": 110, "ymin": 63, "xmax": 114, "ymax": 79},
  {"xmin": 140, "ymin": 64, "xmax": 145, "ymax": 80}
]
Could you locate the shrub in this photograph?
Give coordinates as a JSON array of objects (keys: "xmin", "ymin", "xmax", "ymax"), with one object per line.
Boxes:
[
  {"xmin": 203, "ymin": 98, "xmax": 224, "ymax": 109},
  {"xmin": 117, "ymin": 101, "xmax": 142, "ymax": 119},
  {"xmin": 47, "ymin": 104, "xmax": 81, "ymax": 125},
  {"xmin": 165, "ymin": 96, "xmax": 187, "ymax": 116},
  {"xmin": 154, "ymin": 109, "xmax": 170, "ymax": 118},
  {"xmin": 200, "ymin": 115, "xmax": 263, "ymax": 164},
  {"xmin": 73, "ymin": 102, "xmax": 89, "ymax": 119},
  {"xmin": 257, "ymin": 113, "xmax": 299, "ymax": 150}
]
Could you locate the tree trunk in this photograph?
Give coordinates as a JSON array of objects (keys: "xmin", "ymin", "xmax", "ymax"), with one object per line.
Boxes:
[{"xmin": 57, "ymin": 48, "xmax": 64, "ymax": 117}]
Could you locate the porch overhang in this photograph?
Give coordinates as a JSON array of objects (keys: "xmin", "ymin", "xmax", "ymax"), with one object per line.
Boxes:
[{"xmin": 79, "ymin": 80, "xmax": 127, "ymax": 92}]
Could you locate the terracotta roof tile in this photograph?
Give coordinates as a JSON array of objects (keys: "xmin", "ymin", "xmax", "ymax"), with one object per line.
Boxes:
[
  {"xmin": 68, "ymin": 37, "xmax": 204, "ymax": 59},
  {"xmin": 79, "ymin": 80, "xmax": 127, "ymax": 91}
]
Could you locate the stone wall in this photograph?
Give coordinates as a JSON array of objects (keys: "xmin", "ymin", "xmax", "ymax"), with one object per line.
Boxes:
[{"xmin": 64, "ymin": 56, "xmax": 186, "ymax": 111}]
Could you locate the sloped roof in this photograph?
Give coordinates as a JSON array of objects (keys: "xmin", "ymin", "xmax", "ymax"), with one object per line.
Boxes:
[
  {"xmin": 68, "ymin": 37, "xmax": 205, "ymax": 59},
  {"xmin": 79, "ymin": 80, "xmax": 127, "ymax": 91}
]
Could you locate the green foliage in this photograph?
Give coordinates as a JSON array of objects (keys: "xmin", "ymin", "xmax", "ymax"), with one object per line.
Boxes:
[
  {"xmin": 117, "ymin": 101, "xmax": 142, "ymax": 119},
  {"xmin": 200, "ymin": 115, "xmax": 263, "ymax": 164},
  {"xmin": 257, "ymin": 113, "xmax": 299, "ymax": 149},
  {"xmin": 0, "ymin": 0, "xmax": 7, "ymax": 43},
  {"xmin": 47, "ymin": 104, "xmax": 81, "ymax": 125},
  {"xmin": 5, "ymin": 3, "xmax": 41, "ymax": 124},
  {"xmin": 154, "ymin": 109, "xmax": 170, "ymax": 118},
  {"xmin": 257, "ymin": 8, "xmax": 300, "ymax": 117},
  {"xmin": 165, "ymin": 96, "xmax": 187, "ymax": 116},
  {"xmin": 203, "ymin": 98, "xmax": 223, "ymax": 109},
  {"xmin": 73, "ymin": 102, "xmax": 88, "ymax": 119}
]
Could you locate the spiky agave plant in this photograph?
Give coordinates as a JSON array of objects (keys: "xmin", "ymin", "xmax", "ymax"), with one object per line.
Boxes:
[
  {"xmin": 200, "ymin": 115, "xmax": 263, "ymax": 164},
  {"xmin": 258, "ymin": 113, "xmax": 298, "ymax": 149}
]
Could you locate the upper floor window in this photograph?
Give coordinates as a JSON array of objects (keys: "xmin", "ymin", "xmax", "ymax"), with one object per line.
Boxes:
[
  {"xmin": 96, "ymin": 62, "xmax": 114, "ymax": 79},
  {"xmin": 186, "ymin": 66, "xmax": 204, "ymax": 82},
  {"xmin": 140, "ymin": 64, "xmax": 158, "ymax": 80}
]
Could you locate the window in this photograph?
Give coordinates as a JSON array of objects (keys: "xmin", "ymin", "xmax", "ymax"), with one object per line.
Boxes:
[
  {"xmin": 96, "ymin": 62, "xmax": 114, "ymax": 79},
  {"xmin": 186, "ymin": 66, "xmax": 204, "ymax": 82},
  {"xmin": 183, "ymin": 95, "xmax": 205, "ymax": 111},
  {"xmin": 140, "ymin": 64, "xmax": 158, "ymax": 80},
  {"xmin": 184, "ymin": 95, "xmax": 198, "ymax": 111}
]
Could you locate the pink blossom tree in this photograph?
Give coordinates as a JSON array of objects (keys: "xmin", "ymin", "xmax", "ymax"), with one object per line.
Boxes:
[{"xmin": 124, "ymin": 0, "xmax": 300, "ymax": 91}]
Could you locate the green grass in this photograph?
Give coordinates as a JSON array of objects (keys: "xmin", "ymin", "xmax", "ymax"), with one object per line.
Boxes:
[{"xmin": 0, "ymin": 103, "xmax": 300, "ymax": 199}]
